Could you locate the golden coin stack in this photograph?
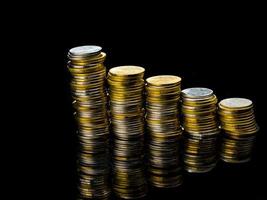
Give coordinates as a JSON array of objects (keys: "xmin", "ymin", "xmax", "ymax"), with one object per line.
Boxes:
[
  {"xmin": 181, "ymin": 87, "xmax": 220, "ymax": 173},
  {"xmin": 146, "ymin": 75, "xmax": 183, "ymax": 188},
  {"xmin": 218, "ymin": 98, "xmax": 259, "ymax": 163},
  {"xmin": 107, "ymin": 66, "xmax": 147, "ymax": 199},
  {"xmin": 67, "ymin": 45, "xmax": 110, "ymax": 199}
]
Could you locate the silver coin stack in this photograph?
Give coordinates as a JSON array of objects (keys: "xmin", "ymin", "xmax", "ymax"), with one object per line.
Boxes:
[
  {"xmin": 67, "ymin": 45, "xmax": 110, "ymax": 199},
  {"xmin": 181, "ymin": 88, "xmax": 220, "ymax": 173}
]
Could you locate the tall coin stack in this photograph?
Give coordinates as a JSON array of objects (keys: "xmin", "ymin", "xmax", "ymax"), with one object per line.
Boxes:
[
  {"xmin": 107, "ymin": 66, "xmax": 147, "ymax": 199},
  {"xmin": 218, "ymin": 98, "xmax": 259, "ymax": 163},
  {"xmin": 145, "ymin": 75, "xmax": 183, "ymax": 188},
  {"xmin": 67, "ymin": 46, "xmax": 110, "ymax": 199},
  {"xmin": 181, "ymin": 88, "xmax": 220, "ymax": 173}
]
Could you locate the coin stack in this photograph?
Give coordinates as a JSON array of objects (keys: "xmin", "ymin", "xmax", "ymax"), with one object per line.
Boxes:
[
  {"xmin": 145, "ymin": 75, "xmax": 183, "ymax": 188},
  {"xmin": 181, "ymin": 87, "xmax": 220, "ymax": 173},
  {"xmin": 107, "ymin": 66, "xmax": 147, "ymax": 199},
  {"xmin": 67, "ymin": 45, "xmax": 110, "ymax": 199},
  {"xmin": 218, "ymin": 98, "xmax": 259, "ymax": 163}
]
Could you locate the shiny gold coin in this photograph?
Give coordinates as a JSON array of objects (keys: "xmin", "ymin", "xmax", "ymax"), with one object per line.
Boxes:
[
  {"xmin": 146, "ymin": 75, "xmax": 181, "ymax": 86},
  {"xmin": 109, "ymin": 65, "xmax": 145, "ymax": 77}
]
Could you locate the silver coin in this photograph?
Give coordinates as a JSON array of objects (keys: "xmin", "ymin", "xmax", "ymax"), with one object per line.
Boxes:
[
  {"xmin": 69, "ymin": 45, "xmax": 102, "ymax": 57},
  {"xmin": 182, "ymin": 87, "xmax": 213, "ymax": 98},
  {"xmin": 219, "ymin": 98, "xmax": 252, "ymax": 109}
]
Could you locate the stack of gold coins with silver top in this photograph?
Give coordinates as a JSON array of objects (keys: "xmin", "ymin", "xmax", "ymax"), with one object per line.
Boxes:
[
  {"xmin": 218, "ymin": 98, "xmax": 259, "ymax": 163},
  {"xmin": 107, "ymin": 66, "xmax": 147, "ymax": 199},
  {"xmin": 67, "ymin": 45, "xmax": 110, "ymax": 199},
  {"xmin": 181, "ymin": 87, "xmax": 220, "ymax": 173},
  {"xmin": 146, "ymin": 75, "xmax": 183, "ymax": 188}
]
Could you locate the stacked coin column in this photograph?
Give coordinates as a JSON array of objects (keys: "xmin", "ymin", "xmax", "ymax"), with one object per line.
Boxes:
[
  {"xmin": 218, "ymin": 98, "xmax": 259, "ymax": 163},
  {"xmin": 145, "ymin": 75, "xmax": 183, "ymax": 188},
  {"xmin": 107, "ymin": 66, "xmax": 147, "ymax": 199},
  {"xmin": 181, "ymin": 88, "xmax": 220, "ymax": 173},
  {"xmin": 67, "ymin": 46, "xmax": 110, "ymax": 199}
]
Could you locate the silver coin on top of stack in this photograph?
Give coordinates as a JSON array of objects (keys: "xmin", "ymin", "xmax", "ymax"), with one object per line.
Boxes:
[
  {"xmin": 146, "ymin": 75, "xmax": 183, "ymax": 188},
  {"xmin": 107, "ymin": 66, "xmax": 147, "ymax": 199},
  {"xmin": 67, "ymin": 45, "xmax": 110, "ymax": 200},
  {"xmin": 218, "ymin": 98, "xmax": 259, "ymax": 163},
  {"xmin": 181, "ymin": 87, "xmax": 220, "ymax": 173}
]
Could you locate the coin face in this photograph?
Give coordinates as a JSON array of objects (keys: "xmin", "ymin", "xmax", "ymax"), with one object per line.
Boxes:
[
  {"xmin": 69, "ymin": 45, "xmax": 102, "ymax": 56},
  {"xmin": 109, "ymin": 66, "xmax": 145, "ymax": 76},
  {"xmin": 219, "ymin": 98, "xmax": 252, "ymax": 109},
  {"xmin": 146, "ymin": 75, "xmax": 181, "ymax": 86},
  {"xmin": 182, "ymin": 87, "xmax": 213, "ymax": 98}
]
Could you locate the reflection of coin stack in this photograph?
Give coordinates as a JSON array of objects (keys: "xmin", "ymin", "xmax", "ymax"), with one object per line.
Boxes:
[
  {"xmin": 181, "ymin": 88, "xmax": 220, "ymax": 173},
  {"xmin": 146, "ymin": 75, "xmax": 183, "ymax": 188},
  {"xmin": 218, "ymin": 98, "xmax": 259, "ymax": 163},
  {"xmin": 107, "ymin": 66, "xmax": 147, "ymax": 199},
  {"xmin": 67, "ymin": 46, "xmax": 110, "ymax": 199}
]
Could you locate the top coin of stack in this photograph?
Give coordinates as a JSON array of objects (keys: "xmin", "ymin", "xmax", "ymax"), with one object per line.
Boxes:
[
  {"xmin": 218, "ymin": 98, "xmax": 259, "ymax": 163},
  {"xmin": 181, "ymin": 87, "xmax": 220, "ymax": 173},
  {"xmin": 67, "ymin": 45, "xmax": 110, "ymax": 200},
  {"xmin": 146, "ymin": 75, "xmax": 183, "ymax": 188},
  {"xmin": 107, "ymin": 66, "xmax": 147, "ymax": 199}
]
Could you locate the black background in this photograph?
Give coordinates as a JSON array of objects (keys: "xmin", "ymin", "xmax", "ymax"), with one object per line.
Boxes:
[{"xmin": 24, "ymin": 3, "xmax": 267, "ymax": 200}]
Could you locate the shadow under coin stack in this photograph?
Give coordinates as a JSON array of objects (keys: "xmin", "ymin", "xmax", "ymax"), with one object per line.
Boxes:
[
  {"xmin": 181, "ymin": 88, "xmax": 220, "ymax": 173},
  {"xmin": 218, "ymin": 98, "xmax": 259, "ymax": 163},
  {"xmin": 107, "ymin": 66, "xmax": 147, "ymax": 199},
  {"xmin": 67, "ymin": 46, "xmax": 110, "ymax": 199},
  {"xmin": 146, "ymin": 75, "xmax": 183, "ymax": 188}
]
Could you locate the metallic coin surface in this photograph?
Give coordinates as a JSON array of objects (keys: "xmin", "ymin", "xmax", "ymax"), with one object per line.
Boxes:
[
  {"xmin": 181, "ymin": 87, "xmax": 220, "ymax": 173},
  {"xmin": 108, "ymin": 65, "xmax": 147, "ymax": 199},
  {"xmin": 218, "ymin": 98, "xmax": 258, "ymax": 163},
  {"xmin": 109, "ymin": 65, "xmax": 145, "ymax": 76},
  {"xmin": 146, "ymin": 75, "xmax": 181, "ymax": 86},
  {"xmin": 67, "ymin": 45, "xmax": 110, "ymax": 199},
  {"xmin": 146, "ymin": 75, "xmax": 183, "ymax": 188},
  {"xmin": 219, "ymin": 98, "xmax": 253, "ymax": 109},
  {"xmin": 69, "ymin": 45, "xmax": 102, "ymax": 56},
  {"xmin": 182, "ymin": 87, "xmax": 213, "ymax": 98}
]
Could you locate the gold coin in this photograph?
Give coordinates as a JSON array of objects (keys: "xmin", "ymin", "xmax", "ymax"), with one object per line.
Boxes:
[
  {"xmin": 146, "ymin": 75, "xmax": 181, "ymax": 86},
  {"xmin": 109, "ymin": 65, "xmax": 145, "ymax": 77}
]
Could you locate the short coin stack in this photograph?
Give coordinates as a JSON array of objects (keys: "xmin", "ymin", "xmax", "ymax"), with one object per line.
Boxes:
[
  {"xmin": 107, "ymin": 66, "xmax": 147, "ymax": 199},
  {"xmin": 181, "ymin": 88, "xmax": 220, "ymax": 173},
  {"xmin": 146, "ymin": 75, "xmax": 183, "ymax": 188},
  {"xmin": 67, "ymin": 46, "xmax": 110, "ymax": 199},
  {"xmin": 218, "ymin": 98, "xmax": 259, "ymax": 163}
]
